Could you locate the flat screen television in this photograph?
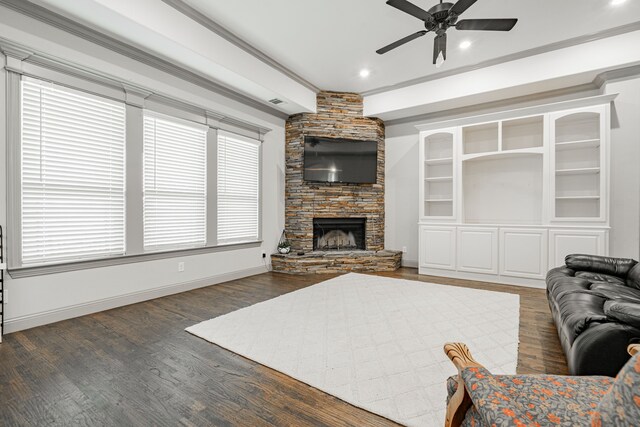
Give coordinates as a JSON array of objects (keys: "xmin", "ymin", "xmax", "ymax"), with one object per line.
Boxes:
[{"xmin": 303, "ymin": 136, "xmax": 377, "ymax": 184}]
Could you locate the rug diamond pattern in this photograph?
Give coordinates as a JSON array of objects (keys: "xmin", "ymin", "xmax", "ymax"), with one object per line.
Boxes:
[{"xmin": 187, "ymin": 273, "xmax": 519, "ymax": 426}]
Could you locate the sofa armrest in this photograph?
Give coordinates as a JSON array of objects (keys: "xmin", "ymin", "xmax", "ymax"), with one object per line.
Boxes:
[
  {"xmin": 569, "ymin": 322, "xmax": 640, "ymax": 376},
  {"xmin": 565, "ymin": 254, "xmax": 637, "ymax": 278},
  {"xmin": 604, "ymin": 301, "xmax": 640, "ymax": 329}
]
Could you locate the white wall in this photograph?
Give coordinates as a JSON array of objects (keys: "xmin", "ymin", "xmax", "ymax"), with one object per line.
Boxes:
[
  {"xmin": 384, "ymin": 128, "xmax": 420, "ymax": 267},
  {"xmin": 385, "ymin": 82, "xmax": 640, "ymax": 267},
  {"xmin": 0, "ymin": 8, "xmax": 286, "ymax": 333},
  {"xmin": 604, "ymin": 76, "xmax": 640, "ymax": 258}
]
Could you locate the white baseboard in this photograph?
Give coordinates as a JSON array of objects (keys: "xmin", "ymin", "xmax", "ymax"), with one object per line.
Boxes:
[
  {"xmin": 4, "ymin": 265, "xmax": 268, "ymax": 334},
  {"xmin": 418, "ymin": 267, "xmax": 546, "ymax": 289},
  {"xmin": 401, "ymin": 259, "xmax": 418, "ymax": 268}
]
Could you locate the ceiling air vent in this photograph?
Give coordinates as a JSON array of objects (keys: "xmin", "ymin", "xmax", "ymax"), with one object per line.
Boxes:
[{"xmin": 268, "ymin": 98, "xmax": 285, "ymax": 105}]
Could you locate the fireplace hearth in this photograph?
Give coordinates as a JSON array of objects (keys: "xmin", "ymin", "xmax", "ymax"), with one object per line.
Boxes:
[{"xmin": 313, "ymin": 218, "xmax": 366, "ymax": 251}]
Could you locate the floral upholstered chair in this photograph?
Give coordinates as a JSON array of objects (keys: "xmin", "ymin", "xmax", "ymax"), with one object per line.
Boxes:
[{"xmin": 444, "ymin": 342, "xmax": 640, "ymax": 427}]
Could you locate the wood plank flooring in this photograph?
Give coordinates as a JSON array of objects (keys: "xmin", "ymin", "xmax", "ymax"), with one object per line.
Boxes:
[{"xmin": 0, "ymin": 268, "xmax": 567, "ymax": 426}]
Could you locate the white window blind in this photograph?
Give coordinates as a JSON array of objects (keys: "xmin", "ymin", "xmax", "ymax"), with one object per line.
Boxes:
[
  {"xmin": 143, "ymin": 113, "xmax": 207, "ymax": 250},
  {"xmin": 20, "ymin": 78, "xmax": 126, "ymax": 266},
  {"xmin": 217, "ymin": 132, "xmax": 260, "ymax": 244}
]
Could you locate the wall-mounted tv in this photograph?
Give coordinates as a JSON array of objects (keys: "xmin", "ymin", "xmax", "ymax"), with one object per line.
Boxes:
[{"xmin": 303, "ymin": 136, "xmax": 378, "ymax": 184}]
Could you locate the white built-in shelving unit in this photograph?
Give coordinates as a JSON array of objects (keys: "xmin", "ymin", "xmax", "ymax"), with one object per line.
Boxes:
[
  {"xmin": 417, "ymin": 96, "xmax": 615, "ymax": 288},
  {"xmin": 421, "ymin": 129, "xmax": 455, "ymax": 218}
]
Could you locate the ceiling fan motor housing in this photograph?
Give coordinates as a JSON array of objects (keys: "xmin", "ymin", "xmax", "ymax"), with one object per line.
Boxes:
[
  {"xmin": 427, "ymin": 2, "xmax": 454, "ymax": 21},
  {"xmin": 426, "ymin": 2, "xmax": 457, "ymax": 32}
]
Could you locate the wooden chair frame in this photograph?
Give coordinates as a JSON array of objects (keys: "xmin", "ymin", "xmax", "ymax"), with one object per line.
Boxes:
[
  {"xmin": 443, "ymin": 343, "xmax": 483, "ymax": 427},
  {"xmin": 443, "ymin": 342, "xmax": 640, "ymax": 427}
]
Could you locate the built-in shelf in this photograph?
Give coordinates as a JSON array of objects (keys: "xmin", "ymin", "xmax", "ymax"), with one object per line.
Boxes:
[
  {"xmin": 462, "ymin": 147, "xmax": 544, "ymax": 162},
  {"xmin": 418, "ymin": 100, "xmax": 612, "ymax": 285},
  {"xmin": 556, "ymin": 167, "xmax": 600, "ymax": 176},
  {"xmin": 425, "ymin": 176, "xmax": 453, "ymax": 182},
  {"xmin": 425, "ymin": 157, "xmax": 453, "ymax": 165},
  {"xmin": 555, "ymin": 139, "xmax": 600, "ymax": 151},
  {"xmin": 555, "ymin": 196, "xmax": 600, "ymax": 200},
  {"xmin": 502, "ymin": 115, "xmax": 544, "ymax": 151},
  {"xmin": 462, "ymin": 122, "xmax": 499, "ymax": 155}
]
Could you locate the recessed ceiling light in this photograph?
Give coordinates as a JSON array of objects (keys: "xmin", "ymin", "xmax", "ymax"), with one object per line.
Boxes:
[
  {"xmin": 611, "ymin": 0, "xmax": 626, "ymax": 5},
  {"xmin": 359, "ymin": 69, "xmax": 371, "ymax": 78},
  {"xmin": 459, "ymin": 40, "xmax": 472, "ymax": 50}
]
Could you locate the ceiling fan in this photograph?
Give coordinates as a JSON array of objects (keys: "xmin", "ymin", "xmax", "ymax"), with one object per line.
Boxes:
[{"xmin": 377, "ymin": 0, "xmax": 518, "ymax": 67}]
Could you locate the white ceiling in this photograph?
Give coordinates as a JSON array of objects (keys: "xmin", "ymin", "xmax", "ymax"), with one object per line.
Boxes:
[{"xmin": 182, "ymin": 0, "xmax": 640, "ymax": 93}]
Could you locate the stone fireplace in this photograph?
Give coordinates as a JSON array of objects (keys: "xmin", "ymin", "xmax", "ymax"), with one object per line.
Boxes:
[
  {"xmin": 313, "ymin": 218, "xmax": 366, "ymax": 251},
  {"xmin": 271, "ymin": 91, "xmax": 401, "ymax": 274}
]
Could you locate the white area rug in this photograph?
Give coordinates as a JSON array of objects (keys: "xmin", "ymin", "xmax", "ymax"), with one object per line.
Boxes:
[{"xmin": 187, "ymin": 273, "xmax": 520, "ymax": 426}]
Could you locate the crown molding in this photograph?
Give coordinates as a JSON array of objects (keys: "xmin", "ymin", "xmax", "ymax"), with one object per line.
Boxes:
[
  {"xmin": 0, "ymin": 0, "xmax": 288, "ymax": 119},
  {"xmin": 122, "ymin": 84, "xmax": 153, "ymax": 108},
  {"xmin": 414, "ymin": 93, "xmax": 618, "ymax": 132},
  {"xmin": 0, "ymin": 41, "xmax": 32, "ymax": 60},
  {"xmin": 593, "ymin": 64, "xmax": 640, "ymax": 87},
  {"xmin": 384, "ymin": 83, "xmax": 599, "ymax": 127},
  {"xmin": 385, "ymin": 63, "xmax": 640, "ymax": 128},
  {"xmin": 0, "ymin": 34, "xmax": 273, "ymax": 136},
  {"xmin": 161, "ymin": 0, "xmax": 319, "ymax": 93},
  {"xmin": 362, "ymin": 21, "xmax": 640, "ymax": 97}
]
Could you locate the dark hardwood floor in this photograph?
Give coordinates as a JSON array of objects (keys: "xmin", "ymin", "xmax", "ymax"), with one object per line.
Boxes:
[{"xmin": 0, "ymin": 268, "xmax": 567, "ymax": 426}]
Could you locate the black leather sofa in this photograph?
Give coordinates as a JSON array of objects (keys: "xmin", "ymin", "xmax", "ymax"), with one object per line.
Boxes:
[{"xmin": 546, "ymin": 254, "xmax": 640, "ymax": 376}]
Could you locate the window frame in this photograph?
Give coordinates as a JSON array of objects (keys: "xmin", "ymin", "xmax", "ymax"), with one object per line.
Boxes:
[
  {"xmin": 19, "ymin": 77, "xmax": 128, "ymax": 266},
  {"xmin": 5, "ymin": 63, "xmax": 265, "ymax": 278},
  {"xmin": 216, "ymin": 130, "xmax": 263, "ymax": 245},
  {"xmin": 142, "ymin": 111, "xmax": 209, "ymax": 252}
]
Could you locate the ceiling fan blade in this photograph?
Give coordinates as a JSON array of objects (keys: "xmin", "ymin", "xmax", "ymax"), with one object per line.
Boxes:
[
  {"xmin": 433, "ymin": 33, "xmax": 447, "ymax": 65},
  {"xmin": 450, "ymin": 0, "xmax": 477, "ymax": 16},
  {"xmin": 386, "ymin": 0, "xmax": 433, "ymax": 22},
  {"xmin": 456, "ymin": 18, "xmax": 518, "ymax": 31},
  {"xmin": 377, "ymin": 30, "xmax": 429, "ymax": 55}
]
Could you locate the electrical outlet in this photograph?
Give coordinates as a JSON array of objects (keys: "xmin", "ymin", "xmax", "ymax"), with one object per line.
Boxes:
[
  {"xmin": 178, "ymin": 262, "xmax": 185, "ymax": 272},
  {"xmin": 402, "ymin": 246, "xmax": 407, "ymax": 253}
]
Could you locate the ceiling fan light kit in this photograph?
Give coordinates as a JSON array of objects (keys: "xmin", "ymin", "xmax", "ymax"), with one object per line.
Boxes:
[{"xmin": 377, "ymin": 0, "xmax": 518, "ymax": 65}]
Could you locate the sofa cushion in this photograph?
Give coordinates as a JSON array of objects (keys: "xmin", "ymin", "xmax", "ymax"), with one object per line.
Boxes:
[
  {"xmin": 566, "ymin": 254, "xmax": 637, "ymax": 277},
  {"xmin": 590, "ymin": 282, "xmax": 640, "ymax": 304},
  {"xmin": 591, "ymin": 352, "xmax": 640, "ymax": 426},
  {"xmin": 604, "ymin": 301, "xmax": 640, "ymax": 329},
  {"xmin": 575, "ymin": 271, "xmax": 626, "ymax": 286},
  {"xmin": 555, "ymin": 291, "xmax": 608, "ymax": 345},
  {"xmin": 627, "ymin": 262, "xmax": 640, "ymax": 290},
  {"xmin": 546, "ymin": 267, "xmax": 591, "ymax": 301}
]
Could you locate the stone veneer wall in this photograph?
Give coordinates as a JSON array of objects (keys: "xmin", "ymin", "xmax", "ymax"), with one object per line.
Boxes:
[{"xmin": 285, "ymin": 91, "xmax": 385, "ymax": 252}]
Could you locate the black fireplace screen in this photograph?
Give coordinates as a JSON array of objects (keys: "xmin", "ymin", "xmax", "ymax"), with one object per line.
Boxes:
[{"xmin": 313, "ymin": 218, "xmax": 366, "ymax": 251}]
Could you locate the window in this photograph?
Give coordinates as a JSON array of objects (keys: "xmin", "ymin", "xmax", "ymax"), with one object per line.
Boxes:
[
  {"xmin": 143, "ymin": 114, "xmax": 207, "ymax": 250},
  {"xmin": 217, "ymin": 132, "xmax": 260, "ymax": 244},
  {"xmin": 10, "ymin": 63, "xmax": 265, "ymax": 275},
  {"xmin": 20, "ymin": 78, "xmax": 126, "ymax": 265}
]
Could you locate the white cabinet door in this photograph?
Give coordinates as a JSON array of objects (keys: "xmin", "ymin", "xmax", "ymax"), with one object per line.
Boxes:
[
  {"xmin": 548, "ymin": 229, "xmax": 607, "ymax": 269},
  {"xmin": 457, "ymin": 227, "xmax": 498, "ymax": 274},
  {"xmin": 420, "ymin": 226, "xmax": 456, "ymax": 270},
  {"xmin": 499, "ymin": 228, "xmax": 548, "ymax": 279}
]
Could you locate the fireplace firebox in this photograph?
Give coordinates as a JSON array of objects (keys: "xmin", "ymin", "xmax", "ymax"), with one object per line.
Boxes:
[{"xmin": 313, "ymin": 218, "xmax": 366, "ymax": 251}]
